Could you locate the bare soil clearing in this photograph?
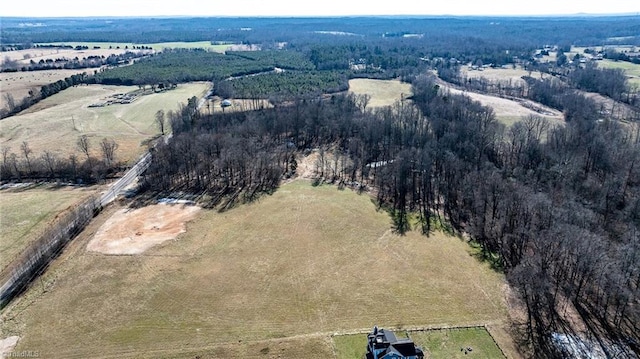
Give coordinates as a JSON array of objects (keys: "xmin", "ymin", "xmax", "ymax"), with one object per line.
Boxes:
[{"xmin": 86, "ymin": 204, "xmax": 201, "ymax": 255}]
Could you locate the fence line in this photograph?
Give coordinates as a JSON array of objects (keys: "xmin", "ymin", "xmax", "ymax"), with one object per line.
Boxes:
[{"xmin": 0, "ymin": 195, "xmax": 101, "ymax": 308}]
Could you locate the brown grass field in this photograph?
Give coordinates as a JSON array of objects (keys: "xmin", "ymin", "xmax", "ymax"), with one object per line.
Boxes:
[
  {"xmin": 0, "ymin": 47, "xmax": 138, "ymax": 66},
  {"xmin": 0, "ymin": 82, "xmax": 210, "ymax": 164},
  {"xmin": 348, "ymin": 79, "xmax": 412, "ymax": 108},
  {"xmin": 0, "ymin": 69, "xmax": 92, "ymax": 109},
  {"xmin": 0, "ymin": 184, "xmax": 101, "ymax": 272},
  {"xmin": 1, "ymin": 179, "xmax": 515, "ymax": 358},
  {"xmin": 460, "ymin": 67, "xmax": 551, "ymax": 86},
  {"xmin": 439, "ymin": 84, "xmax": 564, "ymax": 127}
]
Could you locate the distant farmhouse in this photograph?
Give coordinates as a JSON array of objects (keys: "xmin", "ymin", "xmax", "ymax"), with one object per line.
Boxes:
[{"xmin": 365, "ymin": 326, "xmax": 424, "ymax": 359}]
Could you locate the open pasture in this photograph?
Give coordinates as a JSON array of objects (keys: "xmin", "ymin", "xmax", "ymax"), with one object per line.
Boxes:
[
  {"xmin": 0, "ymin": 184, "xmax": 100, "ymax": 272},
  {"xmin": 348, "ymin": 78, "xmax": 412, "ymax": 108},
  {"xmin": 460, "ymin": 66, "xmax": 550, "ymax": 85},
  {"xmin": 0, "ymin": 82, "xmax": 210, "ymax": 164},
  {"xmin": 440, "ymin": 85, "xmax": 564, "ymax": 127},
  {"xmin": 0, "ymin": 47, "xmax": 144, "ymax": 67},
  {"xmin": 2, "ymin": 180, "xmax": 510, "ymax": 358},
  {"xmin": 597, "ymin": 59, "xmax": 640, "ymax": 87},
  {"xmin": 34, "ymin": 41, "xmax": 233, "ymax": 53},
  {"xmin": 0, "ymin": 69, "xmax": 90, "ymax": 109}
]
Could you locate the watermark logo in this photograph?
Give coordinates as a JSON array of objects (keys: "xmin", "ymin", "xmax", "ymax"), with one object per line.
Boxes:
[{"xmin": 5, "ymin": 351, "xmax": 40, "ymax": 358}]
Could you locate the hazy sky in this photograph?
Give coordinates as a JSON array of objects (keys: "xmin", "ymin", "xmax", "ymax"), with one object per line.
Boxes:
[{"xmin": 4, "ymin": 0, "xmax": 639, "ymax": 17}]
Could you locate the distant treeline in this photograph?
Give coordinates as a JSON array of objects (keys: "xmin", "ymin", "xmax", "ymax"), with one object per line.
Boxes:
[{"xmin": 3, "ymin": 16, "xmax": 639, "ymax": 48}]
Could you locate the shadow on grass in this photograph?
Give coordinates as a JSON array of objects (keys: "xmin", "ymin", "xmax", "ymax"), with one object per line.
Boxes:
[{"xmin": 468, "ymin": 241, "xmax": 504, "ymax": 272}]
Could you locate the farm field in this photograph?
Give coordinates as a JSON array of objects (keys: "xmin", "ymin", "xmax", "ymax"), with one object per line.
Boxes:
[
  {"xmin": 439, "ymin": 84, "xmax": 564, "ymax": 127},
  {"xmin": 334, "ymin": 326, "xmax": 505, "ymax": 359},
  {"xmin": 348, "ymin": 79, "xmax": 412, "ymax": 108},
  {"xmin": 1, "ymin": 179, "xmax": 512, "ymax": 358},
  {"xmin": 0, "ymin": 69, "xmax": 91, "ymax": 109},
  {"xmin": 460, "ymin": 67, "xmax": 550, "ymax": 85},
  {"xmin": 0, "ymin": 184, "xmax": 100, "ymax": 272},
  {"xmin": 35, "ymin": 41, "xmax": 235, "ymax": 53},
  {"xmin": 0, "ymin": 46, "xmax": 142, "ymax": 65},
  {"xmin": 597, "ymin": 59, "xmax": 640, "ymax": 87},
  {"xmin": 0, "ymin": 82, "xmax": 210, "ymax": 164}
]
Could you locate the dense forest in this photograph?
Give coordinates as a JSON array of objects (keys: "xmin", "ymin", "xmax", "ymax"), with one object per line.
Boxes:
[{"xmin": 2, "ymin": 14, "xmax": 640, "ymax": 358}]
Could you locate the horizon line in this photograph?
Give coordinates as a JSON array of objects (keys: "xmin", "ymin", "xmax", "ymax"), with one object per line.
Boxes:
[{"xmin": 2, "ymin": 12, "xmax": 640, "ymax": 19}]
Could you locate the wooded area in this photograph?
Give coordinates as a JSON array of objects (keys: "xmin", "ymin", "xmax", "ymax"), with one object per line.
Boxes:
[
  {"xmin": 2, "ymin": 14, "xmax": 640, "ymax": 358},
  {"xmin": 143, "ymin": 73, "xmax": 639, "ymax": 356}
]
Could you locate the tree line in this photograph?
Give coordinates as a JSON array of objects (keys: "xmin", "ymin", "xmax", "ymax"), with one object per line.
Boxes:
[{"xmin": 0, "ymin": 136, "xmax": 122, "ymax": 183}]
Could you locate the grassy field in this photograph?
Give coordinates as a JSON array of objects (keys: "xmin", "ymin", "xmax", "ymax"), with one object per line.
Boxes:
[
  {"xmin": 440, "ymin": 85, "xmax": 564, "ymax": 127},
  {"xmin": 34, "ymin": 41, "xmax": 234, "ymax": 53},
  {"xmin": 0, "ymin": 69, "xmax": 91, "ymax": 109},
  {"xmin": 460, "ymin": 67, "xmax": 550, "ymax": 85},
  {"xmin": 2, "ymin": 180, "xmax": 512, "ymax": 358},
  {"xmin": 348, "ymin": 79, "xmax": 412, "ymax": 108},
  {"xmin": 0, "ymin": 184, "xmax": 100, "ymax": 272},
  {"xmin": 0, "ymin": 82, "xmax": 210, "ymax": 164},
  {"xmin": 597, "ymin": 59, "xmax": 640, "ymax": 87},
  {"xmin": 334, "ymin": 327, "xmax": 505, "ymax": 359}
]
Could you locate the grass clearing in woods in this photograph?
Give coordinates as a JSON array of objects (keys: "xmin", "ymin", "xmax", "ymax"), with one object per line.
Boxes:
[
  {"xmin": 2, "ymin": 180, "xmax": 512, "ymax": 358},
  {"xmin": 348, "ymin": 78, "xmax": 412, "ymax": 108}
]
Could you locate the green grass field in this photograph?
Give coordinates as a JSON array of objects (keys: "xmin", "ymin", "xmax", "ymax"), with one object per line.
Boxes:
[
  {"xmin": 2, "ymin": 180, "xmax": 511, "ymax": 358},
  {"xmin": 598, "ymin": 59, "xmax": 640, "ymax": 87},
  {"xmin": 0, "ymin": 184, "xmax": 99, "ymax": 272},
  {"xmin": 333, "ymin": 327, "xmax": 505, "ymax": 359},
  {"xmin": 0, "ymin": 82, "xmax": 210, "ymax": 164},
  {"xmin": 38, "ymin": 41, "xmax": 232, "ymax": 52},
  {"xmin": 348, "ymin": 79, "xmax": 412, "ymax": 108}
]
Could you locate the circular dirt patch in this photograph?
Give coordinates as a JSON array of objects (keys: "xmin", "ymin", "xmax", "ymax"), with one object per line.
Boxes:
[{"xmin": 86, "ymin": 204, "xmax": 200, "ymax": 255}]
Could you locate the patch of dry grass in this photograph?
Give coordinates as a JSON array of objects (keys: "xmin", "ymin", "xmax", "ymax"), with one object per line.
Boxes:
[
  {"xmin": 2, "ymin": 180, "xmax": 510, "ymax": 358},
  {"xmin": 0, "ymin": 184, "xmax": 100, "ymax": 272},
  {"xmin": 0, "ymin": 82, "xmax": 210, "ymax": 164},
  {"xmin": 348, "ymin": 79, "xmax": 412, "ymax": 108},
  {"xmin": 0, "ymin": 69, "xmax": 91, "ymax": 108},
  {"xmin": 460, "ymin": 67, "xmax": 550, "ymax": 86},
  {"xmin": 439, "ymin": 85, "xmax": 564, "ymax": 127}
]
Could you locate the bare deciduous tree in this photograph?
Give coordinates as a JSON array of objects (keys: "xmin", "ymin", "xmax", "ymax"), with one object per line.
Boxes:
[
  {"xmin": 155, "ymin": 110, "xmax": 166, "ymax": 136},
  {"xmin": 100, "ymin": 138, "xmax": 118, "ymax": 166},
  {"xmin": 20, "ymin": 141, "xmax": 33, "ymax": 174},
  {"xmin": 77, "ymin": 135, "xmax": 90, "ymax": 159},
  {"xmin": 41, "ymin": 151, "xmax": 57, "ymax": 178}
]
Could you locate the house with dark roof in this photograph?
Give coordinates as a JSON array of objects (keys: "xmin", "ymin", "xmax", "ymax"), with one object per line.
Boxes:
[{"xmin": 365, "ymin": 326, "xmax": 424, "ymax": 359}]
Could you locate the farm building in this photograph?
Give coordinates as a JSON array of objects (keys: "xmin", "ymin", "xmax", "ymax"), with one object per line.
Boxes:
[{"xmin": 365, "ymin": 326, "xmax": 424, "ymax": 359}]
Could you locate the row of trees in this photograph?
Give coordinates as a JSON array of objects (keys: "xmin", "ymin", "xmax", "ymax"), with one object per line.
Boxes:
[
  {"xmin": 0, "ymin": 136, "xmax": 121, "ymax": 183},
  {"xmin": 143, "ymin": 77, "xmax": 639, "ymax": 356},
  {"xmin": 1, "ymin": 72, "xmax": 88, "ymax": 119}
]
